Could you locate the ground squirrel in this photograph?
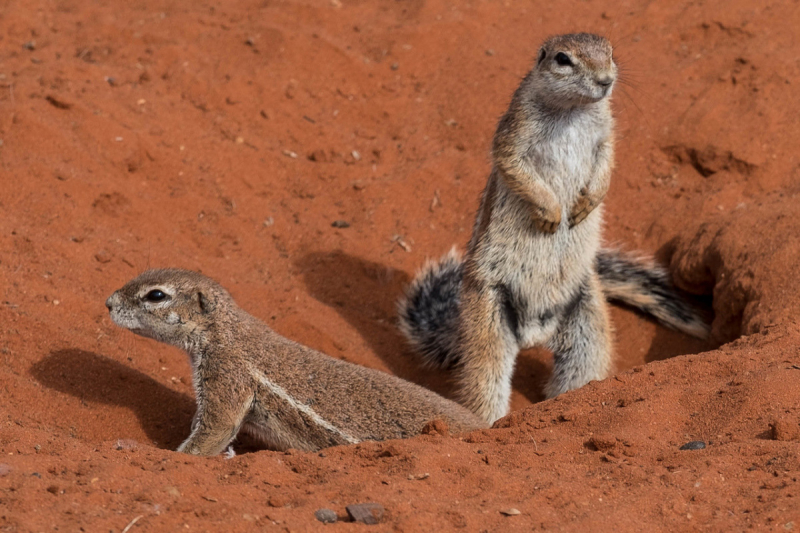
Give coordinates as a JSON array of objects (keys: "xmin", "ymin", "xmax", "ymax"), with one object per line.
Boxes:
[
  {"xmin": 106, "ymin": 269, "xmax": 486, "ymax": 456},
  {"xmin": 398, "ymin": 33, "xmax": 708, "ymax": 424}
]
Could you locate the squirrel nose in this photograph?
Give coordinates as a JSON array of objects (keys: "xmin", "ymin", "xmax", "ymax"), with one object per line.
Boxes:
[
  {"xmin": 596, "ymin": 76, "xmax": 614, "ymax": 87},
  {"xmin": 106, "ymin": 293, "xmax": 120, "ymax": 312}
]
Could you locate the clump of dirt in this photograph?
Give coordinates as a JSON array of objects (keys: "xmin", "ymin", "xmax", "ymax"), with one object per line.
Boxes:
[
  {"xmin": 671, "ymin": 194, "xmax": 800, "ymax": 342},
  {"xmin": 1, "ymin": 0, "xmax": 800, "ymax": 530}
]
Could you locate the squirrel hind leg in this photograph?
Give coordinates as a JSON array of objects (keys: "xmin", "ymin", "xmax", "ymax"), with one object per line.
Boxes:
[
  {"xmin": 596, "ymin": 249, "xmax": 711, "ymax": 340},
  {"xmin": 545, "ymin": 274, "xmax": 613, "ymax": 398},
  {"xmin": 452, "ymin": 284, "xmax": 521, "ymax": 424},
  {"xmin": 397, "ymin": 248, "xmax": 464, "ymax": 369}
]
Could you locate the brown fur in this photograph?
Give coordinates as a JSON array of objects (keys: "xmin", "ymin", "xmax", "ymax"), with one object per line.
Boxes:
[
  {"xmin": 106, "ymin": 269, "xmax": 486, "ymax": 456},
  {"xmin": 404, "ymin": 33, "xmax": 618, "ymax": 423},
  {"xmin": 399, "ymin": 34, "xmax": 709, "ymax": 424}
]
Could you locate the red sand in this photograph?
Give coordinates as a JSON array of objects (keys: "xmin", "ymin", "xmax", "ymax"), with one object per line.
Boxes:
[{"xmin": 1, "ymin": 0, "xmax": 799, "ymax": 530}]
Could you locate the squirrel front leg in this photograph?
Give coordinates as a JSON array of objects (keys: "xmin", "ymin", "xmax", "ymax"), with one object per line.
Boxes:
[
  {"xmin": 178, "ymin": 384, "xmax": 252, "ymax": 456},
  {"xmin": 494, "ymin": 153, "xmax": 562, "ymax": 234},
  {"xmin": 569, "ymin": 139, "xmax": 613, "ymax": 228}
]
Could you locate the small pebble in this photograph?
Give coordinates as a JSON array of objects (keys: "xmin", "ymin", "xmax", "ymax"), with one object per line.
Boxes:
[
  {"xmin": 346, "ymin": 503, "xmax": 385, "ymax": 525},
  {"xmin": 588, "ymin": 433, "xmax": 617, "ymax": 452},
  {"xmin": 770, "ymin": 416, "xmax": 800, "ymax": 441},
  {"xmin": 679, "ymin": 440, "xmax": 706, "ymax": 451},
  {"xmin": 500, "ymin": 508, "xmax": 521, "ymax": 516},
  {"xmin": 315, "ymin": 508, "xmax": 337, "ymax": 524},
  {"xmin": 421, "ymin": 419, "xmax": 449, "ymax": 436},
  {"xmin": 114, "ymin": 439, "xmax": 138, "ymax": 451},
  {"xmin": 331, "ymin": 220, "xmax": 350, "ymax": 228},
  {"xmin": 268, "ymin": 495, "xmax": 289, "ymax": 508}
]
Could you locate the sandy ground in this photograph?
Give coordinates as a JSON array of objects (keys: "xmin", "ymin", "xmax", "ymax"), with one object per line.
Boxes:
[{"xmin": 1, "ymin": 0, "xmax": 799, "ymax": 530}]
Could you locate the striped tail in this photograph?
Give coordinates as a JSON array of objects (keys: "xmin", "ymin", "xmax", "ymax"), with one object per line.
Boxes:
[
  {"xmin": 397, "ymin": 248, "xmax": 464, "ymax": 369},
  {"xmin": 595, "ymin": 249, "xmax": 710, "ymax": 339},
  {"xmin": 398, "ymin": 248, "xmax": 711, "ymax": 370}
]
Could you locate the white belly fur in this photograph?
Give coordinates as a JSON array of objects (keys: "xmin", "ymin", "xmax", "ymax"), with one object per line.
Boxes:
[{"xmin": 475, "ymin": 181, "xmax": 602, "ymax": 348}]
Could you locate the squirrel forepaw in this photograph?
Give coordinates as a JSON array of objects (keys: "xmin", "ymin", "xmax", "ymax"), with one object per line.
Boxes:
[
  {"xmin": 569, "ymin": 195, "xmax": 595, "ymax": 228},
  {"xmin": 534, "ymin": 217, "xmax": 559, "ymax": 234},
  {"xmin": 532, "ymin": 206, "xmax": 562, "ymax": 234}
]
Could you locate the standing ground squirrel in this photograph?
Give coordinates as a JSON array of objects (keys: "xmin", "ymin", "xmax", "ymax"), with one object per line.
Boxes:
[
  {"xmin": 106, "ymin": 269, "xmax": 486, "ymax": 456},
  {"xmin": 398, "ymin": 33, "xmax": 708, "ymax": 424}
]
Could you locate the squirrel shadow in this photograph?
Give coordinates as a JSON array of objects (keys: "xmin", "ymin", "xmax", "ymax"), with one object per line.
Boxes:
[
  {"xmin": 295, "ymin": 250, "xmax": 549, "ymax": 404},
  {"xmin": 643, "ymin": 326, "xmax": 716, "ymax": 363},
  {"xmin": 30, "ymin": 349, "xmax": 195, "ymax": 450},
  {"xmin": 643, "ymin": 239, "xmax": 719, "ymax": 362}
]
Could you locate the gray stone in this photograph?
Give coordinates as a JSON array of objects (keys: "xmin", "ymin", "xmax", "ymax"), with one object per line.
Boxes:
[
  {"xmin": 315, "ymin": 508, "xmax": 337, "ymax": 524},
  {"xmin": 346, "ymin": 503, "xmax": 385, "ymax": 525}
]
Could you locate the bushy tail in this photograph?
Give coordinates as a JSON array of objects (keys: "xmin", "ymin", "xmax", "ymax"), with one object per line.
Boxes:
[
  {"xmin": 398, "ymin": 248, "xmax": 710, "ymax": 366},
  {"xmin": 397, "ymin": 248, "xmax": 464, "ymax": 369},
  {"xmin": 595, "ymin": 249, "xmax": 710, "ymax": 339}
]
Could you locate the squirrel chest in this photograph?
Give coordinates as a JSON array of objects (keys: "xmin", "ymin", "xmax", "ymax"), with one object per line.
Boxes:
[{"xmin": 528, "ymin": 110, "xmax": 609, "ymax": 202}]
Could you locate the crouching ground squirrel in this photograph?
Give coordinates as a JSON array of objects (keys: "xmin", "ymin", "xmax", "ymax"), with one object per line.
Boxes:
[
  {"xmin": 398, "ymin": 33, "xmax": 709, "ymax": 424},
  {"xmin": 106, "ymin": 269, "xmax": 486, "ymax": 456}
]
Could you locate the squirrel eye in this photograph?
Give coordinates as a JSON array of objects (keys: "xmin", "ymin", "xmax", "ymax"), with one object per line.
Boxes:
[
  {"xmin": 554, "ymin": 52, "xmax": 573, "ymax": 66},
  {"xmin": 144, "ymin": 289, "xmax": 168, "ymax": 302}
]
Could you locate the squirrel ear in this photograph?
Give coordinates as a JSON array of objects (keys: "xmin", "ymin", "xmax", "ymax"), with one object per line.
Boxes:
[
  {"xmin": 537, "ymin": 48, "xmax": 547, "ymax": 65},
  {"xmin": 197, "ymin": 291, "xmax": 216, "ymax": 314}
]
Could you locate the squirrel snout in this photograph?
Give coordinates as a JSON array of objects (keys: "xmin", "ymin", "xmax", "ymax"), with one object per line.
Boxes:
[
  {"xmin": 106, "ymin": 292, "xmax": 121, "ymax": 312},
  {"xmin": 596, "ymin": 76, "xmax": 614, "ymax": 87}
]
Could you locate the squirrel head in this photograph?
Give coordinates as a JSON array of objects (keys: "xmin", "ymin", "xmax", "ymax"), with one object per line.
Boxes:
[
  {"xmin": 106, "ymin": 269, "xmax": 235, "ymax": 354},
  {"xmin": 533, "ymin": 33, "xmax": 616, "ymax": 109}
]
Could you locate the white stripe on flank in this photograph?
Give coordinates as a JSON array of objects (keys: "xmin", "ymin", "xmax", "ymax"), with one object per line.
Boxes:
[{"xmin": 248, "ymin": 366, "xmax": 359, "ymax": 445}]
